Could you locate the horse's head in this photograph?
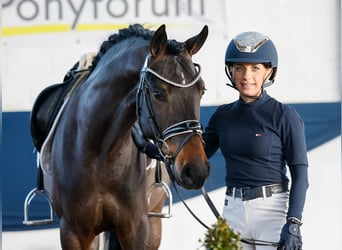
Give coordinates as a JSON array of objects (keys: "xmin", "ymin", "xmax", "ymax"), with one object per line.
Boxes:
[{"xmin": 137, "ymin": 24, "xmax": 210, "ymax": 190}]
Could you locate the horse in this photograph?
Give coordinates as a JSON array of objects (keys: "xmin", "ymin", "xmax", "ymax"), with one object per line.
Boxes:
[{"xmin": 46, "ymin": 24, "xmax": 209, "ymax": 249}]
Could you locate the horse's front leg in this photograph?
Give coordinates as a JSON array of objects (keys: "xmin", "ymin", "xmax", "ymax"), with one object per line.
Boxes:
[
  {"xmin": 116, "ymin": 213, "xmax": 150, "ymax": 250},
  {"xmin": 148, "ymin": 217, "xmax": 162, "ymax": 250},
  {"xmin": 59, "ymin": 217, "xmax": 97, "ymax": 250},
  {"xmin": 147, "ymin": 192, "xmax": 167, "ymax": 250},
  {"xmin": 146, "ymin": 164, "xmax": 170, "ymax": 250},
  {"xmin": 90, "ymin": 235, "xmax": 100, "ymax": 250}
]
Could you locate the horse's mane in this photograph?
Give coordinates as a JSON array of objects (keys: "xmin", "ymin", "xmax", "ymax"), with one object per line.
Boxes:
[{"xmin": 91, "ymin": 24, "xmax": 184, "ymax": 70}]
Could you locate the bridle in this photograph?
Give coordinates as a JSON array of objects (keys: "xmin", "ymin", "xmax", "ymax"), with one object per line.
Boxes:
[
  {"xmin": 136, "ymin": 54, "xmax": 203, "ymax": 166},
  {"xmin": 136, "ymin": 53, "xmax": 205, "ymax": 219}
]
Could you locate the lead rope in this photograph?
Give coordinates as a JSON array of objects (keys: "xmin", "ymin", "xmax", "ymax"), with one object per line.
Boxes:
[{"xmin": 201, "ymin": 186, "xmax": 220, "ymax": 218}]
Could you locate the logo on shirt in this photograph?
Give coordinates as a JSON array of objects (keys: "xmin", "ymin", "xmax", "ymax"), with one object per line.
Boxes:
[{"xmin": 255, "ymin": 133, "xmax": 262, "ymax": 137}]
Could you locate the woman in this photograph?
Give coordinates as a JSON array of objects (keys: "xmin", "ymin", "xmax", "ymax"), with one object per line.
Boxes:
[
  {"xmin": 202, "ymin": 31, "xmax": 308, "ymax": 249},
  {"xmin": 131, "ymin": 31, "xmax": 308, "ymax": 249}
]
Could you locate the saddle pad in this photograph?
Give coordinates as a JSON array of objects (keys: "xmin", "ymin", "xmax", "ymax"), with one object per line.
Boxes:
[
  {"xmin": 39, "ymin": 70, "xmax": 91, "ymax": 176},
  {"xmin": 39, "ymin": 97, "xmax": 69, "ymax": 176},
  {"xmin": 39, "ymin": 53, "xmax": 95, "ymax": 175}
]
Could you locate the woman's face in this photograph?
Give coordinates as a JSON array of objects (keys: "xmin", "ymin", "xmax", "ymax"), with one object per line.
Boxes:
[{"xmin": 231, "ymin": 63, "xmax": 273, "ymax": 103}]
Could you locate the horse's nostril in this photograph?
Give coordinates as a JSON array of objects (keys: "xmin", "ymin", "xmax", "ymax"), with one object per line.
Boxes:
[
  {"xmin": 179, "ymin": 163, "xmax": 207, "ymax": 190},
  {"xmin": 184, "ymin": 166, "xmax": 193, "ymax": 179}
]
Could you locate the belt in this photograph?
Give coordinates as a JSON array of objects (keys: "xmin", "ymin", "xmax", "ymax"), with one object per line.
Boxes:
[{"xmin": 226, "ymin": 183, "xmax": 288, "ymax": 201}]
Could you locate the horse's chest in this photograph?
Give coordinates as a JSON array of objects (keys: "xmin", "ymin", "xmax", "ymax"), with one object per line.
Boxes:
[{"xmin": 102, "ymin": 145, "xmax": 144, "ymax": 183}]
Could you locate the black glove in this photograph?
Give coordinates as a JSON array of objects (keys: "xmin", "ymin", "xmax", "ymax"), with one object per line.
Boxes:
[
  {"xmin": 279, "ymin": 219, "xmax": 303, "ymax": 250},
  {"xmin": 131, "ymin": 123, "xmax": 163, "ymax": 161}
]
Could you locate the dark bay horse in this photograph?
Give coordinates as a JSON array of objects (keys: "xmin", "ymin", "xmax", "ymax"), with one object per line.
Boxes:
[{"xmin": 49, "ymin": 24, "xmax": 209, "ymax": 249}]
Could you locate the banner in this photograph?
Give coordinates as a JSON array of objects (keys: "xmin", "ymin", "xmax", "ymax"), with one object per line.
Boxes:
[
  {"xmin": 2, "ymin": 0, "xmax": 228, "ymax": 111},
  {"xmin": 2, "ymin": 0, "xmax": 340, "ymax": 108},
  {"xmin": 3, "ymin": 0, "xmax": 227, "ymax": 35}
]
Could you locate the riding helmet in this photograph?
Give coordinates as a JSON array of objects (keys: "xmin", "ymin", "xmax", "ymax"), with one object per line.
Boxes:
[{"xmin": 225, "ymin": 31, "xmax": 278, "ymax": 88}]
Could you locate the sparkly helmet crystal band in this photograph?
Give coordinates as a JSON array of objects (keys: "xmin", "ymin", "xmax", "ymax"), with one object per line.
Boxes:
[{"xmin": 225, "ymin": 31, "xmax": 278, "ymax": 88}]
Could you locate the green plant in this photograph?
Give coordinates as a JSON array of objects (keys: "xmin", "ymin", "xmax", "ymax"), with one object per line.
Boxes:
[{"xmin": 199, "ymin": 217, "xmax": 241, "ymax": 250}]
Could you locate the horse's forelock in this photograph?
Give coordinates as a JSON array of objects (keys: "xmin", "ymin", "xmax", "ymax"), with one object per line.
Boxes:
[{"xmin": 166, "ymin": 40, "xmax": 185, "ymax": 55}]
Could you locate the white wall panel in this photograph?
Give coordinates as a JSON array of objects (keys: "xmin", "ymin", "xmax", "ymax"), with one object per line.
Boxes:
[{"xmin": 2, "ymin": 0, "xmax": 340, "ymax": 107}]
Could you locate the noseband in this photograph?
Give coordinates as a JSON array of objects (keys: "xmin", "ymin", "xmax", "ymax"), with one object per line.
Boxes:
[{"xmin": 136, "ymin": 54, "xmax": 203, "ymax": 164}]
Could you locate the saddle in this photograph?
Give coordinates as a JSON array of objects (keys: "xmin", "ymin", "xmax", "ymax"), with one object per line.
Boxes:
[{"xmin": 30, "ymin": 52, "xmax": 95, "ymax": 152}]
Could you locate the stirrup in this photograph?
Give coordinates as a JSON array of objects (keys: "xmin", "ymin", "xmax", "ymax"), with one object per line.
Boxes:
[
  {"xmin": 23, "ymin": 188, "xmax": 56, "ymax": 226},
  {"xmin": 147, "ymin": 181, "xmax": 173, "ymax": 218}
]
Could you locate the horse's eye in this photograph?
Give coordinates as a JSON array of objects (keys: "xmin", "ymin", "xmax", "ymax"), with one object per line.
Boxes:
[{"xmin": 152, "ymin": 90, "xmax": 166, "ymax": 101}]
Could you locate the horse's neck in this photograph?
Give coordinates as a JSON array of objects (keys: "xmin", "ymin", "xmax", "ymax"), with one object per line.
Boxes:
[
  {"xmin": 75, "ymin": 57, "xmax": 144, "ymax": 151},
  {"xmin": 86, "ymin": 44, "xmax": 148, "ymax": 110},
  {"xmin": 101, "ymin": 86, "xmax": 138, "ymax": 150}
]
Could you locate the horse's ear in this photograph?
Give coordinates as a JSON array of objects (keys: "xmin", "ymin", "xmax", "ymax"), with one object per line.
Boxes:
[
  {"xmin": 150, "ymin": 24, "xmax": 167, "ymax": 57},
  {"xmin": 184, "ymin": 25, "xmax": 208, "ymax": 56}
]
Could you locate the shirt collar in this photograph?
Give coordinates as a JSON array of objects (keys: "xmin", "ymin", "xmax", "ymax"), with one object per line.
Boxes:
[{"xmin": 238, "ymin": 91, "xmax": 270, "ymax": 107}]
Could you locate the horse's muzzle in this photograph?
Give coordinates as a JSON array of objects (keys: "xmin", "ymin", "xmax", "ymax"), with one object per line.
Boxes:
[{"xmin": 176, "ymin": 161, "xmax": 210, "ymax": 190}]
